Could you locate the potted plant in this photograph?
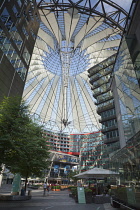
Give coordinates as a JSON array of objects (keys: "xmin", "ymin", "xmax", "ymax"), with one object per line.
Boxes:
[
  {"xmin": 55, "ymin": 186, "xmax": 61, "ymax": 191},
  {"xmin": 68, "ymin": 186, "xmax": 73, "ymax": 191},
  {"xmin": 51, "ymin": 186, "xmax": 56, "ymax": 191},
  {"xmin": 69, "ymin": 187, "xmax": 77, "ymax": 198},
  {"xmin": 71, "ymin": 187, "xmax": 78, "ymax": 202}
]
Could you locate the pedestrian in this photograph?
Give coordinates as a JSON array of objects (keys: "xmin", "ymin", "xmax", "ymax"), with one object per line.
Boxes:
[
  {"xmin": 47, "ymin": 183, "xmax": 50, "ymax": 195},
  {"xmin": 43, "ymin": 182, "xmax": 47, "ymax": 196}
]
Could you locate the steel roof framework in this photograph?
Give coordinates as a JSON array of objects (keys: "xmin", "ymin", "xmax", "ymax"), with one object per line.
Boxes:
[{"xmin": 23, "ymin": 0, "xmax": 128, "ymax": 134}]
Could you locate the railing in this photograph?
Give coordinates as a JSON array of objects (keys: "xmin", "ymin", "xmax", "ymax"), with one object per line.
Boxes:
[{"xmin": 97, "ymin": 103, "xmax": 115, "ymax": 113}]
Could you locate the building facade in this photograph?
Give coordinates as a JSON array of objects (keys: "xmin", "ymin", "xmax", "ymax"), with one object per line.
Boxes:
[
  {"xmin": 88, "ymin": 55, "xmax": 120, "ymax": 155},
  {"xmin": 45, "ymin": 130, "xmax": 107, "ymax": 172},
  {"xmin": 79, "ymin": 131, "xmax": 103, "ymax": 171},
  {"xmin": 0, "ymin": 0, "xmax": 39, "ymax": 100},
  {"xmin": 47, "ymin": 151, "xmax": 79, "ymax": 184},
  {"xmin": 110, "ymin": 0, "xmax": 140, "ymax": 186}
]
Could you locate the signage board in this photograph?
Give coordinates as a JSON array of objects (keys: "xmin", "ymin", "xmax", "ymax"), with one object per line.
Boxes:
[
  {"xmin": 126, "ymin": 187, "xmax": 136, "ymax": 206},
  {"xmin": 12, "ymin": 173, "xmax": 21, "ymax": 193},
  {"xmin": 77, "ymin": 187, "xmax": 86, "ymax": 204}
]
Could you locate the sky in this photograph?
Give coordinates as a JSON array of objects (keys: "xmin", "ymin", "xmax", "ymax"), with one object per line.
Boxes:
[
  {"xmin": 37, "ymin": 0, "xmax": 133, "ymax": 12},
  {"xmin": 111, "ymin": 0, "xmax": 133, "ymax": 12}
]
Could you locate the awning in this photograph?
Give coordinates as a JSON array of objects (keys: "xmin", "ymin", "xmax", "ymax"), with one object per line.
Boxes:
[{"xmin": 74, "ymin": 167, "xmax": 119, "ymax": 179}]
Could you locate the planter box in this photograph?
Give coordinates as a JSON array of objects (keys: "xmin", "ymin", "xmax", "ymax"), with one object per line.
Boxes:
[
  {"xmin": 0, "ymin": 195, "xmax": 31, "ymax": 201},
  {"xmin": 55, "ymin": 189, "xmax": 60, "ymax": 191},
  {"xmin": 93, "ymin": 195, "xmax": 110, "ymax": 204},
  {"xmin": 85, "ymin": 194, "xmax": 93, "ymax": 203}
]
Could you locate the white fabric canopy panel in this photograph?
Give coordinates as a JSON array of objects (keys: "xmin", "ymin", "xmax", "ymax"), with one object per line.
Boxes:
[
  {"xmin": 81, "ymin": 28, "xmax": 120, "ymax": 51},
  {"xmin": 23, "ymin": 3, "xmax": 127, "ymax": 134},
  {"xmin": 74, "ymin": 17, "xmax": 104, "ymax": 49},
  {"xmin": 64, "ymin": 11, "xmax": 80, "ymax": 45},
  {"xmin": 39, "ymin": 9, "xmax": 62, "ymax": 46},
  {"xmin": 38, "ymin": 28, "xmax": 54, "ymax": 50},
  {"xmin": 85, "ymin": 39, "xmax": 120, "ymax": 54}
]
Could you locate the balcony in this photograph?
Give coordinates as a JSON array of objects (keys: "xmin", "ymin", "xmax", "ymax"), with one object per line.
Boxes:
[
  {"xmin": 99, "ymin": 114, "xmax": 116, "ymax": 123},
  {"xmin": 97, "ymin": 102, "xmax": 115, "ymax": 113},
  {"xmin": 91, "ymin": 81, "xmax": 108, "ymax": 90},
  {"xmin": 95, "ymin": 95, "xmax": 113, "ymax": 105},
  {"xmin": 93, "ymin": 88, "xmax": 110, "ymax": 98},
  {"xmin": 88, "ymin": 62, "xmax": 114, "ymax": 77},
  {"xmin": 101, "ymin": 125, "xmax": 118, "ymax": 133},
  {"xmin": 89, "ymin": 69, "xmax": 112, "ymax": 83},
  {"xmin": 103, "ymin": 136, "xmax": 119, "ymax": 144},
  {"xmin": 89, "ymin": 75, "xmax": 100, "ymax": 84}
]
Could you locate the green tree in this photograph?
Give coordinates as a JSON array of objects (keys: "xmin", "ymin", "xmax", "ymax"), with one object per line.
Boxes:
[
  {"xmin": 0, "ymin": 96, "xmax": 26, "ymax": 167},
  {"xmin": 68, "ymin": 170, "xmax": 78, "ymax": 185},
  {"xmin": 0, "ymin": 96, "xmax": 50, "ymax": 190}
]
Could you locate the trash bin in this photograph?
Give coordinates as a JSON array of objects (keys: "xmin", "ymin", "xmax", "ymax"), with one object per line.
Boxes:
[{"xmin": 28, "ymin": 190, "xmax": 32, "ymax": 196}]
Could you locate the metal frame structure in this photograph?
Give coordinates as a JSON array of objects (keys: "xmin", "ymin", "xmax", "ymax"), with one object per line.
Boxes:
[
  {"xmin": 37, "ymin": 0, "xmax": 128, "ymax": 30},
  {"xmin": 23, "ymin": 0, "xmax": 129, "ymax": 134}
]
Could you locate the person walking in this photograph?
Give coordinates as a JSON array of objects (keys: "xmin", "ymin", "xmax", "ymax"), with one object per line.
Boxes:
[
  {"xmin": 47, "ymin": 183, "xmax": 50, "ymax": 195},
  {"xmin": 43, "ymin": 182, "xmax": 47, "ymax": 196}
]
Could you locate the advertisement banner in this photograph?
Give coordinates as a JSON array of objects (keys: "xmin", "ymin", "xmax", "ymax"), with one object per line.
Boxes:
[
  {"xmin": 64, "ymin": 165, "xmax": 70, "ymax": 174},
  {"xmin": 54, "ymin": 165, "xmax": 59, "ymax": 173},
  {"xmin": 72, "ymin": 165, "xmax": 78, "ymax": 172}
]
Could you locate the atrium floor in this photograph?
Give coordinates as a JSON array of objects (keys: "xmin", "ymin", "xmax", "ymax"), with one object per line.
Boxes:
[{"xmin": 0, "ymin": 184, "xmax": 120, "ymax": 210}]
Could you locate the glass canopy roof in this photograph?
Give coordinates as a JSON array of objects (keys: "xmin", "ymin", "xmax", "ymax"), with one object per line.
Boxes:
[{"xmin": 23, "ymin": 0, "xmax": 129, "ymax": 134}]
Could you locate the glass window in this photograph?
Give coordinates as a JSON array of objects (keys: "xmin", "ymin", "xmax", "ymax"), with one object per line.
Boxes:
[
  {"xmin": 0, "ymin": 8, "xmax": 9, "ymax": 23},
  {"xmin": 11, "ymin": 31, "xmax": 23, "ymax": 50},
  {"xmin": 30, "ymin": 28, "xmax": 36, "ymax": 39},
  {"xmin": 22, "ymin": 47, "xmax": 30, "ymax": 65},
  {"xmin": 17, "ymin": 0, "xmax": 22, "ymax": 7},
  {"xmin": 12, "ymin": 5, "xmax": 18, "ymax": 14},
  {"xmin": 22, "ymin": 26, "xmax": 29, "ymax": 39}
]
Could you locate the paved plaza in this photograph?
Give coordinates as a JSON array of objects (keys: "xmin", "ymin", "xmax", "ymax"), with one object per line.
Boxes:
[{"xmin": 0, "ymin": 184, "xmax": 120, "ymax": 210}]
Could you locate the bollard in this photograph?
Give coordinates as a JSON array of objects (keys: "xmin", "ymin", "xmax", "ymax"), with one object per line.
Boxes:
[{"xmin": 28, "ymin": 190, "xmax": 32, "ymax": 196}]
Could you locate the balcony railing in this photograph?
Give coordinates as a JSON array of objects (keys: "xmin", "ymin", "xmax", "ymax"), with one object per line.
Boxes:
[
  {"xmin": 95, "ymin": 95, "xmax": 113, "ymax": 105},
  {"xmin": 103, "ymin": 136, "xmax": 119, "ymax": 144},
  {"xmin": 99, "ymin": 114, "xmax": 116, "ymax": 123},
  {"xmin": 101, "ymin": 125, "xmax": 118, "ymax": 133},
  {"xmin": 97, "ymin": 102, "xmax": 115, "ymax": 113}
]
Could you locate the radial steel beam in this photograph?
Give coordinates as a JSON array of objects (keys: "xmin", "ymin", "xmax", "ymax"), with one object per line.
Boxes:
[{"xmin": 37, "ymin": 0, "xmax": 128, "ymax": 31}]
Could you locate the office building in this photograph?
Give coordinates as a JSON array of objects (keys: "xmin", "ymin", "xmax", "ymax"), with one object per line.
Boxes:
[{"xmin": 0, "ymin": 0, "xmax": 39, "ymax": 100}]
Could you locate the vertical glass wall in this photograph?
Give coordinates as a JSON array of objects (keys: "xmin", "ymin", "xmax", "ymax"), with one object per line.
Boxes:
[
  {"xmin": 0, "ymin": 0, "xmax": 39, "ymax": 81},
  {"xmin": 80, "ymin": 132, "xmax": 104, "ymax": 171},
  {"xmin": 114, "ymin": 37, "xmax": 140, "ymax": 142},
  {"xmin": 110, "ymin": 133, "xmax": 140, "ymax": 208},
  {"xmin": 134, "ymin": 52, "xmax": 140, "ymax": 86}
]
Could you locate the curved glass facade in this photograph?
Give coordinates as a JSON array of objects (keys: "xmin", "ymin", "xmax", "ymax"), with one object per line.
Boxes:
[{"xmin": 113, "ymin": 37, "xmax": 140, "ymax": 143}]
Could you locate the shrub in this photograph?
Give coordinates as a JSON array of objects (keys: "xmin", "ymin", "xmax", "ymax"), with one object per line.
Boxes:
[
  {"xmin": 68, "ymin": 186, "xmax": 75, "ymax": 190},
  {"xmin": 55, "ymin": 185, "xmax": 61, "ymax": 189},
  {"xmin": 71, "ymin": 187, "xmax": 77, "ymax": 196},
  {"xmin": 84, "ymin": 188, "xmax": 92, "ymax": 193},
  {"xmin": 115, "ymin": 187, "xmax": 127, "ymax": 202}
]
